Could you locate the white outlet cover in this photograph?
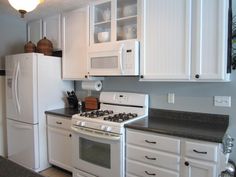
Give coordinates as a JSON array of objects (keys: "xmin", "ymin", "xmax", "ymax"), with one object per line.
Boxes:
[
  {"xmin": 214, "ymin": 96, "xmax": 231, "ymax": 107},
  {"xmin": 168, "ymin": 93, "xmax": 175, "ymax": 104}
]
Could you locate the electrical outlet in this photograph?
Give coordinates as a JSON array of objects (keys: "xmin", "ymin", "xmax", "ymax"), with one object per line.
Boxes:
[
  {"xmin": 168, "ymin": 93, "xmax": 175, "ymax": 104},
  {"xmin": 214, "ymin": 96, "xmax": 231, "ymax": 107}
]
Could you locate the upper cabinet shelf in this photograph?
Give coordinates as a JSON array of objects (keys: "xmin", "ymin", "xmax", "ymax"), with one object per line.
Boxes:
[{"xmin": 90, "ymin": 0, "xmax": 140, "ymax": 45}]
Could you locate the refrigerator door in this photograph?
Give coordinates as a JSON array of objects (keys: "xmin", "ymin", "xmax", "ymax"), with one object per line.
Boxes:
[
  {"xmin": 5, "ymin": 53, "xmax": 38, "ymax": 124},
  {"xmin": 7, "ymin": 119, "xmax": 39, "ymax": 170}
]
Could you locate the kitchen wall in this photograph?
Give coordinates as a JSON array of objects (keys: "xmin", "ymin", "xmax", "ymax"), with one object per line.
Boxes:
[
  {"xmin": 0, "ymin": 12, "xmax": 26, "ymax": 69},
  {"xmin": 0, "ymin": 13, "xmax": 26, "ymax": 156}
]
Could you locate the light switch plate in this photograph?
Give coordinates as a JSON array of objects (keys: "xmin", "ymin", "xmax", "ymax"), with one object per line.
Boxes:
[
  {"xmin": 214, "ymin": 96, "xmax": 231, "ymax": 107},
  {"xmin": 168, "ymin": 93, "xmax": 175, "ymax": 104}
]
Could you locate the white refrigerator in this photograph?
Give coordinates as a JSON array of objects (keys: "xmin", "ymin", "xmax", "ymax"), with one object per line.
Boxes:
[{"xmin": 5, "ymin": 53, "xmax": 73, "ymax": 172}]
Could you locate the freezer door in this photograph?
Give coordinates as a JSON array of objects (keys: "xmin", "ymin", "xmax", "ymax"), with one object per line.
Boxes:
[
  {"xmin": 5, "ymin": 54, "xmax": 38, "ymax": 124},
  {"xmin": 7, "ymin": 119, "xmax": 40, "ymax": 170}
]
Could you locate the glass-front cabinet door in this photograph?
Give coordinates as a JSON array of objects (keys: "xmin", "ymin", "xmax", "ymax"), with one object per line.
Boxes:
[
  {"xmin": 116, "ymin": 0, "xmax": 138, "ymax": 41},
  {"xmin": 90, "ymin": 0, "xmax": 139, "ymax": 45}
]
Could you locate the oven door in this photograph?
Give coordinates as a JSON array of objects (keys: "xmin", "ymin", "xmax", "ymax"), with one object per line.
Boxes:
[{"xmin": 71, "ymin": 126, "xmax": 123, "ymax": 177}]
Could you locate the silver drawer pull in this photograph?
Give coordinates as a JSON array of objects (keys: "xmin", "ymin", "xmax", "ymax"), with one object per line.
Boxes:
[
  {"xmin": 145, "ymin": 171, "xmax": 156, "ymax": 176},
  {"xmin": 193, "ymin": 149, "xmax": 207, "ymax": 154},
  {"xmin": 145, "ymin": 156, "xmax": 156, "ymax": 160},
  {"xmin": 56, "ymin": 121, "xmax": 62, "ymax": 124},
  {"xmin": 145, "ymin": 140, "xmax": 156, "ymax": 144}
]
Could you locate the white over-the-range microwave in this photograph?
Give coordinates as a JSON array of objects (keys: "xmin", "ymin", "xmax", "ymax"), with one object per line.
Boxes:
[{"xmin": 88, "ymin": 40, "xmax": 139, "ymax": 76}]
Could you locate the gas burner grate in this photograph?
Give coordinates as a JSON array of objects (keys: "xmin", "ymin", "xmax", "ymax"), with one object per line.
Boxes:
[
  {"xmin": 103, "ymin": 113, "xmax": 138, "ymax": 122},
  {"xmin": 79, "ymin": 110, "xmax": 113, "ymax": 118}
]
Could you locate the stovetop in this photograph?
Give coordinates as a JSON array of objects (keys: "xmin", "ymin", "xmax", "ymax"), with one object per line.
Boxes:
[
  {"xmin": 79, "ymin": 110, "xmax": 138, "ymax": 123},
  {"xmin": 71, "ymin": 92, "xmax": 149, "ymax": 134}
]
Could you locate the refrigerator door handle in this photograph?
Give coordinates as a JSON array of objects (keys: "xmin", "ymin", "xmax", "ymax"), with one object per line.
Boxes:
[{"xmin": 14, "ymin": 61, "xmax": 21, "ymax": 114}]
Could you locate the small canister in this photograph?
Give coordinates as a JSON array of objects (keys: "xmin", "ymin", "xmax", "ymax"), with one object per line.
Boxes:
[
  {"xmin": 24, "ymin": 41, "xmax": 36, "ymax": 53},
  {"xmin": 37, "ymin": 37, "xmax": 53, "ymax": 56}
]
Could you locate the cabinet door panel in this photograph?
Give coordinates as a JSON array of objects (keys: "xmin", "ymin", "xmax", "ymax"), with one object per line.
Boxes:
[
  {"xmin": 141, "ymin": 0, "xmax": 191, "ymax": 80},
  {"xmin": 183, "ymin": 158, "xmax": 216, "ymax": 177},
  {"xmin": 43, "ymin": 15, "xmax": 61, "ymax": 50},
  {"xmin": 48, "ymin": 126, "xmax": 72, "ymax": 172},
  {"xmin": 62, "ymin": 6, "xmax": 89, "ymax": 80},
  {"xmin": 192, "ymin": 0, "xmax": 228, "ymax": 80},
  {"xmin": 27, "ymin": 20, "xmax": 42, "ymax": 45}
]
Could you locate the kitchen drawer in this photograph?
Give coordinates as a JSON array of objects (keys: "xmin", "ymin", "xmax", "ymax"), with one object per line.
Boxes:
[
  {"xmin": 127, "ymin": 159, "xmax": 179, "ymax": 177},
  {"xmin": 127, "ymin": 129, "xmax": 180, "ymax": 154},
  {"xmin": 127, "ymin": 145, "xmax": 180, "ymax": 171},
  {"xmin": 47, "ymin": 115, "xmax": 71, "ymax": 130},
  {"xmin": 184, "ymin": 141, "xmax": 218, "ymax": 162}
]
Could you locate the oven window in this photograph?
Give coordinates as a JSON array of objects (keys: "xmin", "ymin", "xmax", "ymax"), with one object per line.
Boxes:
[{"xmin": 79, "ymin": 137, "xmax": 111, "ymax": 169}]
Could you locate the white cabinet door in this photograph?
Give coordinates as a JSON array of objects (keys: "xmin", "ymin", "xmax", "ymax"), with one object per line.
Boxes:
[
  {"xmin": 62, "ymin": 6, "xmax": 89, "ymax": 80},
  {"xmin": 183, "ymin": 158, "xmax": 216, "ymax": 177},
  {"xmin": 48, "ymin": 126, "xmax": 72, "ymax": 172},
  {"xmin": 192, "ymin": 0, "xmax": 229, "ymax": 80},
  {"xmin": 141, "ymin": 0, "xmax": 191, "ymax": 80},
  {"xmin": 27, "ymin": 19, "xmax": 42, "ymax": 45},
  {"xmin": 43, "ymin": 14, "xmax": 61, "ymax": 50}
]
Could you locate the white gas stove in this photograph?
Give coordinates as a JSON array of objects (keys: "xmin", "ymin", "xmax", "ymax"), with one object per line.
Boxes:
[
  {"xmin": 71, "ymin": 92, "xmax": 148, "ymax": 177},
  {"xmin": 72, "ymin": 92, "xmax": 148, "ymax": 134}
]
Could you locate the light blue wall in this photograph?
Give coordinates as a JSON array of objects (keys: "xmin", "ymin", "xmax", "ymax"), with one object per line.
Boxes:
[{"xmin": 0, "ymin": 13, "xmax": 26, "ymax": 69}]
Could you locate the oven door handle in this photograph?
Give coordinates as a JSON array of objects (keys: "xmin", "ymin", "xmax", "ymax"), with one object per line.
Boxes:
[{"xmin": 71, "ymin": 126, "xmax": 121, "ymax": 141}]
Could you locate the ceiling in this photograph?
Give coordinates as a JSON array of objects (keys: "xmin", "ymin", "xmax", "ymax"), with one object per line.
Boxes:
[{"xmin": 0, "ymin": 0, "xmax": 95, "ymax": 21}]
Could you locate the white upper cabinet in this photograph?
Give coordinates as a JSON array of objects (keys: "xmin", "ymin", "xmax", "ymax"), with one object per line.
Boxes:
[
  {"xmin": 27, "ymin": 19, "xmax": 43, "ymax": 45},
  {"xmin": 62, "ymin": 6, "xmax": 89, "ymax": 80},
  {"xmin": 43, "ymin": 14, "xmax": 62, "ymax": 50},
  {"xmin": 27, "ymin": 15, "xmax": 61, "ymax": 50},
  {"xmin": 191, "ymin": 0, "xmax": 229, "ymax": 81},
  {"xmin": 140, "ymin": 0, "xmax": 191, "ymax": 80},
  {"xmin": 141, "ymin": 0, "xmax": 230, "ymax": 81},
  {"xmin": 90, "ymin": 0, "xmax": 140, "ymax": 45}
]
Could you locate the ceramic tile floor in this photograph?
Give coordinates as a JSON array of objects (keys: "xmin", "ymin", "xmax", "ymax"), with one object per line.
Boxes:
[{"xmin": 40, "ymin": 166, "xmax": 72, "ymax": 177}]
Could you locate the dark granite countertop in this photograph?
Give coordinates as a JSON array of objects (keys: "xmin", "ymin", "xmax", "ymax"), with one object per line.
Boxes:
[
  {"xmin": 45, "ymin": 107, "xmax": 95, "ymax": 118},
  {"xmin": 125, "ymin": 109, "xmax": 229, "ymax": 143},
  {"xmin": 0, "ymin": 156, "xmax": 44, "ymax": 177}
]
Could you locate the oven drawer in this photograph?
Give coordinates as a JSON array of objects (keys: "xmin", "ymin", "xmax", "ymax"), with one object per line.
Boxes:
[
  {"xmin": 126, "ymin": 129, "xmax": 180, "ymax": 154},
  {"xmin": 127, "ymin": 145, "xmax": 180, "ymax": 171},
  {"xmin": 127, "ymin": 159, "xmax": 179, "ymax": 177},
  {"xmin": 47, "ymin": 115, "xmax": 71, "ymax": 130},
  {"xmin": 184, "ymin": 141, "xmax": 218, "ymax": 162}
]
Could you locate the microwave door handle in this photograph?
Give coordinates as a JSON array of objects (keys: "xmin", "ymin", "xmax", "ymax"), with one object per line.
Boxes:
[{"xmin": 119, "ymin": 46, "xmax": 124, "ymax": 74}]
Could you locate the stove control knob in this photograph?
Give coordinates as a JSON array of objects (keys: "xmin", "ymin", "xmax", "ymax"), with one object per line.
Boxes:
[
  {"xmin": 100, "ymin": 125, "xmax": 106, "ymax": 130},
  {"xmin": 105, "ymin": 126, "xmax": 112, "ymax": 132},
  {"xmin": 80, "ymin": 122, "xmax": 86, "ymax": 127}
]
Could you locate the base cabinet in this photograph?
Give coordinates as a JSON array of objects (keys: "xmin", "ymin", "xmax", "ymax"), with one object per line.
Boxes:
[
  {"xmin": 182, "ymin": 158, "xmax": 216, "ymax": 177},
  {"xmin": 47, "ymin": 115, "xmax": 72, "ymax": 172},
  {"xmin": 126, "ymin": 129, "xmax": 225, "ymax": 177}
]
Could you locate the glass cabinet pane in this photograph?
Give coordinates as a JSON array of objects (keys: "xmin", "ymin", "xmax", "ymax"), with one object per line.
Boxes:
[
  {"xmin": 116, "ymin": 0, "xmax": 137, "ymax": 41},
  {"xmin": 93, "ymin": 2, "xmax": 111, "ymax": 43}
]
